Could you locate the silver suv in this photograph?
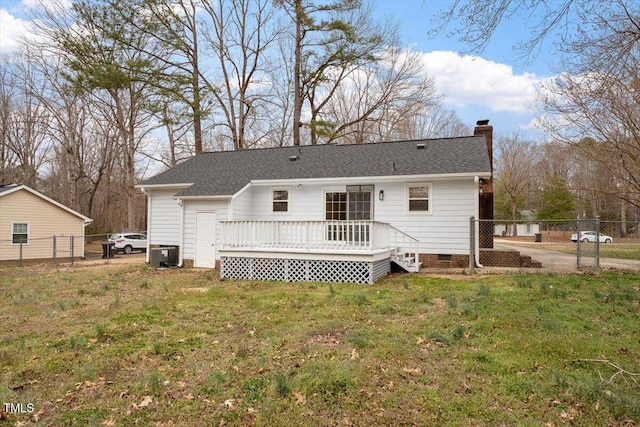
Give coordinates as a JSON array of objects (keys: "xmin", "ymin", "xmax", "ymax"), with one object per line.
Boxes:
[{"xmin": 109, "ymin": 233, "xmax": 148, "ymax": 254}]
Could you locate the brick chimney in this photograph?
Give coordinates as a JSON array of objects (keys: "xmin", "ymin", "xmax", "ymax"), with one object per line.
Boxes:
[
  {"xmin": 474, "ymin": 119, "xmax": 493, "ymax": 193},
  {"xmin": 474, "ymin": 120, "xmax": 494, "ymax": 248}
]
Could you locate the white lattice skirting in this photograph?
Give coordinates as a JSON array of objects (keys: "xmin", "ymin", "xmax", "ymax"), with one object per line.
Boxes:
[{"xmin": 220, "ymin": 256, "xmax": 390, "ymax": 284}]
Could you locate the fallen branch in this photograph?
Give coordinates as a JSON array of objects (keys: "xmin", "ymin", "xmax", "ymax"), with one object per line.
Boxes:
[{"xmin": 575, "ymin": 359, "xmax": 640, "ymax": 386}]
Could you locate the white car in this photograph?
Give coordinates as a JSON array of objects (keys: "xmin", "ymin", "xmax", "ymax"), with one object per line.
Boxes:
[
  {"xmin": 570, "ymin": 231, "xmax": 613, "ymax": 243},
  {"xmin": 109, "ymin": 233, "xmax": 148, "ymax": 254}
]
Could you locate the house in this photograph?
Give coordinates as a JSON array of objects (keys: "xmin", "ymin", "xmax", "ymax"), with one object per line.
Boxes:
[
  {"xmin": 494, "ymin": 210, "xmax": 540, "ymax": 237},
  {"xmin": 494, "ymin": 222, "xmax": 540, "ymax": 237},
  {"xmin": 0, "ymin": 184, "xmax": 93, "ymax": 262},
  {"xmin": 137, "ymin": 121, "xmax": 494, "ymax": 283}
]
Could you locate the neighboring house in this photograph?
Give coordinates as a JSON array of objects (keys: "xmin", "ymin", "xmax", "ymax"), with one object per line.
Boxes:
[
  {"xmin": 138, "ymin": 121, "xmax": 494, "ymax": 283},
  {"xmin": 494, "ymin": 222, "xmax": 540, "ymax": 236},
  {"xmin": 494, "ymin": 211, "xmax": 540, "ymax": 237},
  {"xmin": 0, "ymin": 184, "xmax": 93, "ymax": 262},
  {"xmin": 495, "ymin": 223, "xmax": 540, "ymax": 237}
]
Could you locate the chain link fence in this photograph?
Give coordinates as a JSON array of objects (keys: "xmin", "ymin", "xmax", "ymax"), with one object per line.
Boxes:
[
  {"xmin": 476, "ymin": 219, "xmax": 640, "ymax": 273},
  {"xmin": 0, "ymin": 233, "xmax": 146, "ymax": 267}
]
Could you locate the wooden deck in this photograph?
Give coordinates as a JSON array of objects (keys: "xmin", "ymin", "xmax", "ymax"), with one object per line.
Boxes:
[{"xmin": 219, "ymin": 221, "xmax": 418, "ymax": 283}]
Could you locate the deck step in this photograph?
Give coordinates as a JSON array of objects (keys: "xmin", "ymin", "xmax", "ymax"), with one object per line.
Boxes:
[{"xmin": 391, "ymin": 254, "xmax": 422, "ymax": 273}]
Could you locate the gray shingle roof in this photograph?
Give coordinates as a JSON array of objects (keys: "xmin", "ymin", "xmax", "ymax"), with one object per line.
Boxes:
[
  {"xmin": 139, "ymin": 136, "xmax": 491, "ymax": 197},
  {"xmin": 0, "ymin": 183, "xmax": 19, "ymax": 195}
]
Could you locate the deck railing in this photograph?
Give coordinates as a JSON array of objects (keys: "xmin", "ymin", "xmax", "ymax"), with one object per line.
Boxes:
[
  {"xmin": 220, "ymin": 220, "xmax": 390, "ymax": 252},
  {"xmin": 389, "ymin": 225, "xmax": 420, "ymax": 267}
]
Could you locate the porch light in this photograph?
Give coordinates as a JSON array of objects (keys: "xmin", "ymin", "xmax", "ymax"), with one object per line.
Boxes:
[{"xmin": 379, "ymin": 190, "xmax": 384, "ymax": 201}]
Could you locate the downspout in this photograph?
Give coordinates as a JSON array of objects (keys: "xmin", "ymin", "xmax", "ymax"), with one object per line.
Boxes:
[
  {"xmin": 141, "ymin": 188, "xmax": 151, "ymax": 264},
  {"xmin": 177, "ymin": 198, "xmax": 184, "ymax": 267},
  {"xmin": 474, "ymin": 176, "xmax": 483, "ymax": 268}
]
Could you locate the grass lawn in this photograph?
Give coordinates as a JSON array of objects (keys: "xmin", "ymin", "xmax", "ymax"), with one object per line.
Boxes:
[{"xmin": 1, "ymin": 264, "xmax": 639, "ymax": 426}]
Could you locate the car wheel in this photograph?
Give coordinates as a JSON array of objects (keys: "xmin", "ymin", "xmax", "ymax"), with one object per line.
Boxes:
[
  {"xmin": 581, "ymin": 238, "xmax": 589, "ymax": 243},
  {"xmin": 604, "ymin": 238, "xmax": 612, "ymax": 244},
  {"xmin": 124, "ymin": 245, "xmax": 133, "ymax": 255}
]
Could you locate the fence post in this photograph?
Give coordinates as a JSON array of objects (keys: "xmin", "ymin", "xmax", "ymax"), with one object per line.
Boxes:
[
  {"xmin": 469, "ymin": 216, "xmax": 475, "ymax": 271},
  {"xmin": 70, "ymin": 235, "xmax": 74, "ymax": 266},
  {"xmin": 595, "ymin": 216, "xmax": 600, "ymax": 274},
  {"xmin": 576, "ymin": 219, "xmax": 581, "ymax": 269},
  {"xmin": 53, "ymin": 235, "xmax": 57, "ymax": 266}
]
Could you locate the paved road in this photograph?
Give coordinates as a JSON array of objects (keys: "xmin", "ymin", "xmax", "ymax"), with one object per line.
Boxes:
[{"xmin": 493, "ymin": 239, "xmax": 640, "ymax": 272}]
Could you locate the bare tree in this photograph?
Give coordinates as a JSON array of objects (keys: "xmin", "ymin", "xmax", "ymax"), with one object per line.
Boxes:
[
  {"xmin": 201, "ymin": 0, "xmax": 277, "ymax": 150},
  {"xmin": 0, "ymin": 58, "xmax": 19, "ymax": 184},
  {"xmin": 35, "ymin": 0, "xmax": 166, "ymax": 230},
  {"xmin": 540, "ymin": 71, "xmax": 640, "ymax": 208},
  {"xmin": 275, "ymin": 0, "xmax": 388, "ymax": 145},
  {"xmin": 0, "ymin": 56, "xmax": 51, "ymax": 188},
  {"xmin": 493, "ymin": 133, "xmax": 538, "ymax": 232},
  {"xmin": 20, "ymin": 46, "xmax": 119, "ymax": 227},
  {"xmin": 321, "ymin": 46, "xmax": 444, "ymax": 144},
  {"xmin": 428, "ymin": 0, "xmax": 596, "ymax": 62},
  {"xmin": 118, "ymin": 0, "xmax": 208, "ymax": 155},
  {"xmin": 414, "ymin": 106, "xmax": 471, "ymax": 139},
  {"xmin": 259, "ymin": 33, "xmax": 295, "ymax": 147},
  {"xmin": 432, "ymin": 0, "xmax": 640, "ymax": 213}
]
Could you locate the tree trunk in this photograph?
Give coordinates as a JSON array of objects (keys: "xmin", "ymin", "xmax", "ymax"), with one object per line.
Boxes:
[
  {"xmin": 292, "ymin": 0, "xmax": 302, "ymax": 146},
  {"xmin": 620, "ymin": 199, "xmax": 627, "ymax": 237},
  {"xmin": 191, "ymin": 12, "xmax": 203, "ymax": 155}
]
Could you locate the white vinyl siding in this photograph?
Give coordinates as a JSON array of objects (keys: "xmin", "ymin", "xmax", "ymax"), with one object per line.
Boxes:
[
  {"xmin": 229, "ymin": 178, "xmax": 476, "ymax": 255},
  {"xmin": 183, "ymin": 200, "xmax": 229, "ymax": 261},
  {"xmin": 375, "ymin": 179, "xmax": 475, "ymax": 254},
  {"xmin": 147, "ymin": 189, "xmax": 184, "ymax": 247},
  {"xmin": 147, "ymin": 176, "xmax": 477, "ymax": 263},
  {"xmin": 230, "ymin": 185, "xmax": 254, "ymax": 220},
  {"xmin": 240, "ymin": 185, "xmax": 320, "ymax": 221}
]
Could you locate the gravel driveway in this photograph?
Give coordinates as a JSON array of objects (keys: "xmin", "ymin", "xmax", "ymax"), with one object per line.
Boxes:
[{"xmin": 494, "ymin": 239, "xmax": 640, "ymax": 272}]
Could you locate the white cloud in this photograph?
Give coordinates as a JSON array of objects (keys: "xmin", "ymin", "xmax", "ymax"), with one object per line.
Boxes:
[
  {"xmin": 0, "ymin": 9, "xmax": 32, "ymax": 54},
  {"xmin": 419, "ymin": 50, "xmax": 543, "ymax": 114},
  {"xmin": 1, "ymin": 0, "xmax": 73, "ymax": 55}
]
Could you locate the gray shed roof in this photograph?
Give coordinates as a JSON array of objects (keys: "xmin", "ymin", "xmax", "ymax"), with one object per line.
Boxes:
[
  {"xmin": 139, "ymin": 136, "xmax": 492, "ymax": 197},
  {"xmin": 0, "ymin": 183, "xmax": 19, "ymax": 195}
]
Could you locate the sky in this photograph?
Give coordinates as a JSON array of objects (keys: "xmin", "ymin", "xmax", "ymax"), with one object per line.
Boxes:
[
  {"xmin": 0, "ymin": 0, "xmax": 555, "ymax": 139},
  {"xmin": 372, "ymin": 0, "xmax": 555, "ymax": 138}
]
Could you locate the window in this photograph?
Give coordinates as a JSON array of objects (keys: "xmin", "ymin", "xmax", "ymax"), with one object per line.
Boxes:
[
  {"xmin": 325, "ymin": 187, "xmax": 373, "ymax": 221},
  {"xmin": 407, "ymin": 184, "xmax": 431, "ymax": 213},
  {"xmin": 272, "ymin": 189, "xmax": 289, "ymax": 212},
  {"xmin": 325, "ymin": 192, "xmax": 347, "ymax": 220},
  {"xmin": 325, "ymin": 187, "xmax": 373, "ymax": 243},
  {"xmin": 346, "ymin": 185, "xmax": 373, "ymax": 220},
  {"xmin": 12, "ymin": 223, "xmax": 28, "ymax": 244}
]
